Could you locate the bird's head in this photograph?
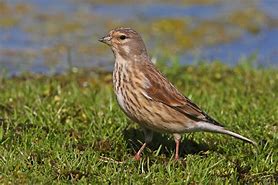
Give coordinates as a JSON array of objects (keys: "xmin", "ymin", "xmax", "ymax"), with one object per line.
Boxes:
[{"xmin": 99, "ymin": 27, "xmax": 148, "ymax": 59}]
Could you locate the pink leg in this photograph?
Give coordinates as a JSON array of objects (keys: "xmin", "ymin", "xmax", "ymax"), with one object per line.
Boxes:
[
  {"xmin": 173, "ymin": 133, "xmax": 181, "ymax": 160},
  {"xmin": 134, "ymin": 128, "xmax": 153, "ymax": 160},
  {"xmin": 134, "ymin": 143, "xmax": 147, "ymax": 160},
  {"xmin": 175, "ymin": 138, "xmax": 180, "ymax": 160}
]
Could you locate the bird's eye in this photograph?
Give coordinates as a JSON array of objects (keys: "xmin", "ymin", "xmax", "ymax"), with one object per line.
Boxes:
[{"xmin": 119, "ymin": 35, "xmax": 126, "ymax": 40}]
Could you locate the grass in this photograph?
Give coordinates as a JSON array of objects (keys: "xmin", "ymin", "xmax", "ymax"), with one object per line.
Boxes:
[{"xmin": 0, "ymin": 62, "xmax": 277, "ymax": 184}]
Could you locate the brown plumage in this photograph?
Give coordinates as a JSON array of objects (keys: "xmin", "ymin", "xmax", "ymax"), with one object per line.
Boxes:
[{"xmin": 99, "ymin": 27, "xmax": 256, "ymax": 160}]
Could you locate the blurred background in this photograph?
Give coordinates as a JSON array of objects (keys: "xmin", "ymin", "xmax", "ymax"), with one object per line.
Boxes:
[{"xmin": 0, "ymin": 0, "xmax": 277, "ymax": 76}]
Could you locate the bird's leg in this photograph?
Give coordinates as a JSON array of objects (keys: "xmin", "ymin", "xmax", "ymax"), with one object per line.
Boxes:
[
  {"xmin": 134, "ymin": 127, "xmax": 153, "ymax": 160},
  {"xmin": 134, "ymin": 143, "xmax": 147, "ymax": 160},
  {"xmin": 173, "ymin": 133, "xmax": 181, "ymax": 160},
  {"xmin": 174, "ymin": 139, "xmax": 180, "ymax": 160}
]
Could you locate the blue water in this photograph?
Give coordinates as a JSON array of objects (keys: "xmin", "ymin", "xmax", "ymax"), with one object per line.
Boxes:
[
  {"xmin": 0, "ymin": 0, "xmax": 277, "ymax": 75},
  {"xmin": 183, "ymin": 28, "xmax": 278, "ymax": 66},
  {"xmin": 259, "ymin": 0, "xmax": 278, "ymax": 19},
  {"xmin": 92, "ymin": 3, "xmax": 232, "ymax": 20}
]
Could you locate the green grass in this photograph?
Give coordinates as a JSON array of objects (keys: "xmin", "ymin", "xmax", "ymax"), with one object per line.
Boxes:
[{"xmin": 0, "ymin": 62, "xmax": 277, "ymax": 184}]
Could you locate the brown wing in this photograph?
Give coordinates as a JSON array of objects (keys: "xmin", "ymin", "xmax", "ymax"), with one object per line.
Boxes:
[{"xmin": 142, "ymin": 62, "xmax": 222, "ymax": 126}]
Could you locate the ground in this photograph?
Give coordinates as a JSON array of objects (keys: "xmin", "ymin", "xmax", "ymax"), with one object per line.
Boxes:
[{"xmin": 0, "ymin": 62, "xmax": 277, "ymax": 184}]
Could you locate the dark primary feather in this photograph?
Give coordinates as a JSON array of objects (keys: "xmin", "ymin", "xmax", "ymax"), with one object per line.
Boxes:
[{"xmin": 141, "ymin": 61, "xmax": 223, "ymax": 126}]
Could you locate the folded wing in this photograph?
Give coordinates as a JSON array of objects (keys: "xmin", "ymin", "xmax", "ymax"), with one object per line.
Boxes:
[{"xmin": 141, "ymin": 62, "xmax": 222, "ymax": 126}]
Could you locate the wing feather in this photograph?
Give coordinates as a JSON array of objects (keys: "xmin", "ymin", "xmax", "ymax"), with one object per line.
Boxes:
[{"xmin": 141, "ymin": 62, "xmax": 222, "ymax": 126}]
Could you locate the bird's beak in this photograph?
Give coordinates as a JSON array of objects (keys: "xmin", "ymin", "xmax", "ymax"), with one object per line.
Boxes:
[{"xmin": 98, "ymin": 35, "xmax": 112, "ymax": 45}]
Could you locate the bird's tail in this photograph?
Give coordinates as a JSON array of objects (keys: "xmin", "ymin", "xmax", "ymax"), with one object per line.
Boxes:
[{"xmin": 197, "ymin": 121, "xmax": 257, "ymax": 146}]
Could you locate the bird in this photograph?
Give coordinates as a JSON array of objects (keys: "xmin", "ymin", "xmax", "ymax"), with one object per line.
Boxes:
[{"xmin": 99, "ymin": 27, "xmax": 257, "ymax": 160}]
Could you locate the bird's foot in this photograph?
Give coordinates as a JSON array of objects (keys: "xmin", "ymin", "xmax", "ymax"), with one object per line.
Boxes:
[{"xmin": 134, "ymin": 154, "xmax": 141, "ymax": 161}]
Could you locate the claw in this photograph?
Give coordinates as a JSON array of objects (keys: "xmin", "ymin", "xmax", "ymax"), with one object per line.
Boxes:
[{"xmin": 134, "ymin": 154, "xmax": 141, "ymax": 160}]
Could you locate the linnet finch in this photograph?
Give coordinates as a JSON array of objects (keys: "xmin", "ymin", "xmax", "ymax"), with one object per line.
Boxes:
[{"xmin": 99, "ymin": 27, "xmax": 256, "ymax": 160}]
